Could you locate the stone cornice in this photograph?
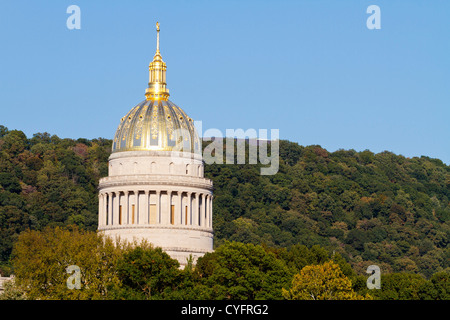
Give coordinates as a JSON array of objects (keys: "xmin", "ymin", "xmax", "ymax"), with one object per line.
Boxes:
[
  {"xmin": 109, "ymin": 150, "xmax": 203, "ymax": 161},
  {"xmin": 98, "ymin": 174, "xmax": 213, "ymax": 190},
  {"xmin": 98, "ymin": 224, "xmax": 214, "ymax": 235}
]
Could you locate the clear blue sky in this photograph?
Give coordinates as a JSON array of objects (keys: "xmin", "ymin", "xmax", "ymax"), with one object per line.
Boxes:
[{"xmin": 1, "ymin": 0, "xmax": 449, "ymax": 164}]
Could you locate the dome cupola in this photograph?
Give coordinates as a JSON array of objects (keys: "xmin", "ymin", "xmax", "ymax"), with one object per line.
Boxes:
[{"xmin": 112, "ymin": 22, "xmax": 201, "ymax": 154}]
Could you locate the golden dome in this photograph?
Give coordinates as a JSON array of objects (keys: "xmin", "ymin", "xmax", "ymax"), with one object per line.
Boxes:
[
  {"xmin": 112, "ymin": 99, "xmax": 201, "ymax": 153},
  {"xmin": 112, "ymin": 22, "xmax": 201, "ymax": 154}
]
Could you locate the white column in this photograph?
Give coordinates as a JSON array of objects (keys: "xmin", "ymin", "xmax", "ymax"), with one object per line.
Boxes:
[
  {"xmin": 124, "ymin": 191, "xmax": 129, "ymax": 224},
  {"xmin": 205, "ymin": 194, "xmax": 210, "ymax": 228},
  {"xmin": 187, "ymin": 192, "xmax": 192, "ymax": 225},
  {"xmin": 199, "ymin": 193, "xmax": 204, "ymax": 227},
  {"xmin": 113, "ymin": 192, "xmax": 119, "ymax": 226},
  {"xmin": 210, "ymin": 195, "xmax": 213, "ymax": 228},
  {"xmin": 167, "ymin": 190, "xmax": 172, "ymax": 224},
  {"xmin": 203, "ymin": 194, "xmax": 207, "ymax": 227},
  {"xmin": 103, "ymin": 193, "xmax": 108, "ymax": 226},
  {"xmin": 181, "ymin": 191, "xmax": 185, "ymax": 225},
  {"xmin": 144, "ymin": 190, "xmax": 150, "ymax": 224},
  {"xmin": 177, "ymin": 191, "xmax": 183, "ymax": 225},
  {"xmin": 156, "ymin": 190, "xmax": 161, "ymax": 224},
  {"xmin": 98, "ymin": 193, "xmax": 103, "ymax": 227},
  {"xmin": 108, "ymin": 192, "xmax": 112, "ymax": 225},
  {"xmin": 193, "ymin": 193, "xmax": 199, "ymax": 226},
  {"xmin": 135, "ymin": 190, "xmax": 140, "ymax": 224}
]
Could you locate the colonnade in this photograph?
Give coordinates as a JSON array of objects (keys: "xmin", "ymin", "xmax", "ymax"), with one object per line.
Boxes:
[{"xmin": 98, "ymin": 189, "xmax": 213, "ymax": 229}]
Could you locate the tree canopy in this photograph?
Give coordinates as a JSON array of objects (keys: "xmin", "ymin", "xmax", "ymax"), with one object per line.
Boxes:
[{"xmin": 0, "ymin": 125, "xmax": 449, "ymax": 299}]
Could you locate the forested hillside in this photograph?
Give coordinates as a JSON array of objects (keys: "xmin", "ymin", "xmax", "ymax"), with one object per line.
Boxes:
[
  {"xmin": 208, "ymin": 140, "xmax": 450, "ymax": 278},
  {"xmin": 0, "ymin": 125, "xmax": 449, "ymax": 279}
]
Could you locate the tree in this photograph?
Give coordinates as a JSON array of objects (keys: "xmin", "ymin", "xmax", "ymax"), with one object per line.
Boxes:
[
  {"xmin": 11, "ymin": 226, "xmax": 122, "ymax": 299},
  {"xmin": 0, "ymin": 172, "xmax": 22, "ymax": 194},
  {"xmin": 0, "ymin": 205, "xmax": 30, "ymax": 262},
  {"xmin": 196, "ymin": 241, "xmax": 292, "ymax": 300},
  {"xmin": 0, "ymin": 130, "xmax": 27, "ymax": 156},
  {"xmin": 369, "ymin": 273, "xmax": 426, "ymax": 300},
  {"xmin": 115, "ymin": 244, "xmax": 181, "ymax": 299},
  {"xmin": 0, "ymin": 125, "xmax": 9, "ymax": 138},
  {"xmin": 282, "ymin": 261, "xmax": 370, "ymax": 300},
  {"xmin": 418, "ymin": 271, "xmax": 450, "ymax": 300}
]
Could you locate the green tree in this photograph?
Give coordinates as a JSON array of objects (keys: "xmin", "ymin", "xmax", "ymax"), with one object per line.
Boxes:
[
  {"xmin": 115, "ymin": 244, "xmax": 181, "ymax": 299},
  {"xmin": 0, "ymin": 130, "xmax": 27, "ymax": 156},
  {"xmin": 0, "ymin": 205, "xmax": 30, "ymax": 262},
  {"xmin": 196, "ymin": 241, "xmax": 292, "ymax": 300},
  {"xmin": 418, "ymin": 271, "xmax": 450, "ymax": 300},
  {"xmin": 369, "ymin": 273, "xmax": 427, "ymax": 300},
  {"xmin": 11, "ymin": 226, "xmax": 122, "ymax": 299},
  {"xmin": 282, "ymin": 261, "xmax": 370, "ymax": 300}
]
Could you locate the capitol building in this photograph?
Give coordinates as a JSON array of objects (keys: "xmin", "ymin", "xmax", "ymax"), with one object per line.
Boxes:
[{"xmin": 97, "ymin": 23, "xmax": 214, "ymax": 267}]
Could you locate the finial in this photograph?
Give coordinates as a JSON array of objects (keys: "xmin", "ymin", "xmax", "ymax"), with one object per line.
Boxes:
[
  {"xmin": 156, "ymin": 21, "xmax": 160, "ymax": 52},
  {"xmin": 145, "ymin": 21, "xmax": 169, "ymax": 100}
]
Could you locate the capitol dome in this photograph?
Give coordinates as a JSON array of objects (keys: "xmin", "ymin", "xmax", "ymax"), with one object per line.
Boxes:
[
  {"xmin": 98, "ymin": 22, "xmax": 214, "ymax": 268},
  {"xmin": 112, "ymin": 21, "xmax": 201, "ymax": 155},
  {"xmin": 112, "ymin": 99, "xmax": 201, "ymax": 154}
]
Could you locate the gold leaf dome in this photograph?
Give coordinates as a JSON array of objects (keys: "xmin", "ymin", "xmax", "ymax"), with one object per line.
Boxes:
[
  {"xmin": 111, "ymin": 22, "xmax": 201, "ymax": 154},
  {"xmin": 112, "ymin": 99, "xmax": 201, "ymax": 154}
]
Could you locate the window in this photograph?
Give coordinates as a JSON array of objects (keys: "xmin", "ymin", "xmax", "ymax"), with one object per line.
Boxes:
[
  {"xmin": 170, "ymin": 205, "xmax": 175, "ymax": 225},
  {"xmin": 149, "ymin": 204, "xmax": 157, "ymax": 224},
  {"xmin": 131, "ymin": 204, "xmax": 135, "ymax": 224}
]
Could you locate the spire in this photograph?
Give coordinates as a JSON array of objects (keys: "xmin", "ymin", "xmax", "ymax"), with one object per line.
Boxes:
[
  {"xmin": 145, "ymin": 21, "xmax": 169, "ymax": 101},
  {"xmin": 156, "ymin": 21, "xmax": 160, "ymax": 52}
]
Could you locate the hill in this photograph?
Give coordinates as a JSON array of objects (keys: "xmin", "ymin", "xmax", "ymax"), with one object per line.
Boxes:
[{"xmin": 0, "ymin": 125, "xmax": 449, "ymax": 278}]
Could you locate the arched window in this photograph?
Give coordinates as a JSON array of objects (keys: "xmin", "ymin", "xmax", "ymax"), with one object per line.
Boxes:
[
  {"xmin": 186, "ymin": 164, "xmax": 190, "ymax": 175},
  {"xmin": 169, "ymin": 162, "xmax": 174, "ymax": 174}
]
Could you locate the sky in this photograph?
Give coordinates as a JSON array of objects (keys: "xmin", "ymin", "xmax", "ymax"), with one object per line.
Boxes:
[{"xmin": 0, "ymin": 0, "xmax": 449, "ymax": 164}]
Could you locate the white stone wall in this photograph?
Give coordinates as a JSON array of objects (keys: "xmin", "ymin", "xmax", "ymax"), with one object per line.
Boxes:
[
  {"xmin": 108, "ymin": 150, "xmax": 204, "ymax": 177},
  {"xmin": 98, "ymin": 150, "xmax": 214, "ymax": 267},
  {"xmin": 99, "ymin": 226, "xmax": 213, "ymax": 266}
]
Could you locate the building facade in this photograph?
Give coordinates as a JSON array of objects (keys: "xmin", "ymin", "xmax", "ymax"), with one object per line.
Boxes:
[{"xmin": 98, "ymin": 23, "xmax": 213, "ymax": 267}]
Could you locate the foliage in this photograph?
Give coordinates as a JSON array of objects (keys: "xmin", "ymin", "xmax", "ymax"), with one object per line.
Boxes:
[
  {"xmin": 204, "ymin": 139, "xmax": 450, "ymax": 279},
  {"xmin": 0, "ymin": 128, "xmax": 110, "ymax": 273},
  {"xmin": 368, "ymin": 272, "xmax": 427, "ymax": 300},
  {"xmin": 115, "ymin": 244, "xmax": 181, "ymax": 299},
  {"xmin": 195, "ymin": 241, "xmax": 292, "ymax": 299},
  {"xmin": 282, "ymin": 261, "xmax": 369, "ymax": 300},
  {"xmin": 0, "ymin": 125, "xmax": 449, "ymax": 299},
  {"xmin": 3, "ymin": 226, "xmax": 450, "ymax": 300},
  {"xmin": 418, "ymin": 271, "xmax": 450, "ymax": 300},
  {"xmin": 11, "ymin": 226, "xmax": 122, "ymax": 299}
]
